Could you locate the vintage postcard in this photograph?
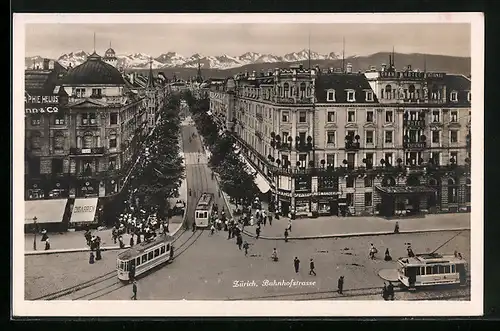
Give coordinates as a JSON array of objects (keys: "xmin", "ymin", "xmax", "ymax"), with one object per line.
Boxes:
[{"xmin": 12, "ymin": 13, "xmax": 484, "ymax": 317}]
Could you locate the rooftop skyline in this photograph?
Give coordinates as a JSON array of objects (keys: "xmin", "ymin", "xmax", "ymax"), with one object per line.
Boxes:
[{"xmin": 25, "ymin": 23, "xmax": 471, "ymax": 59}]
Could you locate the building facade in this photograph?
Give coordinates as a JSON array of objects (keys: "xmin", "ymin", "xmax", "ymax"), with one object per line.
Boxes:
[
  {"xmin": 208, "ymin": 61, "xmax": 471, "ymax": 218},
  {"xmin": 24, "ymin": 49, "xmax": 169, "ymax": 226}
]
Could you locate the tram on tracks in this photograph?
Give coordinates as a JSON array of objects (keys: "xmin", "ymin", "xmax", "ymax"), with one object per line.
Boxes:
[
  {"xmin": 194, "ymin": 192, "xmax": 215, "ymax": 228},
  {"xmin": 116, "ymin": 233, "xmax": 174, "ymax": 281},
  {"xmin": 397, "ymin": 252, "xmax": 468, "ymax": 289}
]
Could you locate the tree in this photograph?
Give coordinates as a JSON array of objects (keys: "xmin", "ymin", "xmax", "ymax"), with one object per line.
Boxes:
[{"xmin": 217, "ymin": 155, "xmax": 258, "ymax": 207}]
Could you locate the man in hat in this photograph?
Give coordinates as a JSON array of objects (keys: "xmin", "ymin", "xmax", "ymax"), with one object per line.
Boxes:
[
  {"xmin": 337, "ymin": 276, "xmax": 344, "ymax": 294},
  {"xmin": 131, "ymin": 280, "xmax": 137, "ymax": 300},
  {"xmin": 309, "ymin": 258, "xmax": 316, "ymax": 276}
]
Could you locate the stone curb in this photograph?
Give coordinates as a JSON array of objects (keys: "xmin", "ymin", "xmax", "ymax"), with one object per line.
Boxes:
[
  {"xmin": 25, "ymin": 226, "xmax": 184, "ymax": 256},
  {"xmin": 241, "ymin": 227, "xmax": 470, "ymax": 241}
]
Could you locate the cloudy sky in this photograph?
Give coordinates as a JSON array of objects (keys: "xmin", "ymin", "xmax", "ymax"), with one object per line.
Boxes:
[{"xmin": 25, "ymin": 23, "xmax": 471, "ymax": 58}]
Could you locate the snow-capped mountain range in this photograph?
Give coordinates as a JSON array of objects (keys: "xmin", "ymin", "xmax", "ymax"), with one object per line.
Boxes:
[{"xmin": 25, "ymin": 49, "xmax": 340, "ymax": 70}]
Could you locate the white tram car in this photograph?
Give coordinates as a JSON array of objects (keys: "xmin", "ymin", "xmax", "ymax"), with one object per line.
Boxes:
[
  {"xmin": 116, "ymin": 233, "xmax": 174, "ymax": 281},
  {"xmin": 194, "ymin": 192, "xmax": 215, "ymax": 228},
  {"xmin": 397, "ymin": 253, "xmax": 468, "ymax": 289}
]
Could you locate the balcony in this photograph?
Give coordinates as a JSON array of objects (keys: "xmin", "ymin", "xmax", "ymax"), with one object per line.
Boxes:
[
  {"xmin": 276, "ymin": 97, "xmax": 295, "ymax": 104},
  {"xmin": 70, "ymin": 147, "xmax": 105, "ymax": 156},
  {"xmin": 255, "ymin": 131, "xmax": 263, "ymax": 140},
  {"xmin": 345, "ymin": 141, "xmax": 360, "ymax": 150},
  {"xmin": 403, "ymin": 142, "xmax": 427, "ymax": 150},
  {"xmin": 403, "ymin": 119, "xmax": 426, "ymax": 128},
  {"xmin": 256, "ymin": 113, "xmax": 263, "ymax": 122}
]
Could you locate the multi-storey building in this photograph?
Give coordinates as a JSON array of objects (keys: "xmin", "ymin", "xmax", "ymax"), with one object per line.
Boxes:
[
  {"xmin": 24, "ymin": 49, "xmax": 168, "ymax": 227},
  {"xmin": 209, "ymin": 60, "xmax": 471, "ymax": 218}
]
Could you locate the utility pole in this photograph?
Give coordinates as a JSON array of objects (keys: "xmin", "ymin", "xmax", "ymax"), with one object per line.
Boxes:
[{"xmin": 342, "ymin": 37, "xmax": 345, "ymax": 73}]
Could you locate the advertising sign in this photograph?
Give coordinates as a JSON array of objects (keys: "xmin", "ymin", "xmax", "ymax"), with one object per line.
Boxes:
[{"xmin": 25, "ymin": 95, "xmax": 60, "ymax": 114}]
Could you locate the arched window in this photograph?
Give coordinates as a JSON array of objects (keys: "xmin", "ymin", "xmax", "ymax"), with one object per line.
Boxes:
[
  {"xmin": 448, "ymin": 178, "xmax": 458, "ymax": 203},
  {"xmin": 283, "ymin": 83, "xmax": 290, "ymax": 98},
  {"xmin": 406, "ymin": 175, "xmax": 420, "ymax": 186},
  {"xmin": 381, "ymin": 176, "xmax": 396, "ymax": 187},
  {"xmin": 408, "ymin": 85, "xmax": 416, "ymax": 99},
  {"xmin": 427, "ymin": 177, "xmax": 441, "ymax": 210},
  {"xmin": 83, "ymin": 132, "xmax": 94, "ymax": 148},
  {"xmin": 300, "ymin": 82, "xmax": 307, "ymax": 98},
  {"xmin": 53, "ymin": 131, "xmax": 65, "ymax": 150},
  {"xmin": 385, "ymin": 85, "xmax": 392, "ymax": 99},
  {"xmin": 30, "ymin": 131, "xmax": 42, "ymax": 150}
]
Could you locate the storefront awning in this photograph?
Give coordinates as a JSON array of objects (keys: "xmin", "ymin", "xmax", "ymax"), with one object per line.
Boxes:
[
  {"xmin": 375, "ymin": 185, "xmax": 437, "ymax": 195},
  {"xmin": 70, "ymin": 198, "xmax": 98, "ymax": 223},
  {"xmin": 255, "ymin": 173, "xmax": 271, "ymax": 193},
  {"xmin": 25, "ymin": 199, "xmax": 68, "ymax": 224}
]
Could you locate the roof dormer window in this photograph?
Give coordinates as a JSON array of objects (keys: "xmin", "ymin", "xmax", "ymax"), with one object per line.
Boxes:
[
  {"xmin": 365, "ymin": 91, "xmax": 374, "ymax": 102},
  {"xmin": 467, "ymin": 92, "xmax": 471, "ymax": 102},
  {"xmin": 347, "ymin": 90, "xmax": 355, "ymax": 102},
  {"xmin": 450, "ymin": 91, "xmax": 458, "ymax": 102},
  {"xmin": 327, "ymin": 89, "xmax": 336, "ymax": 102}
]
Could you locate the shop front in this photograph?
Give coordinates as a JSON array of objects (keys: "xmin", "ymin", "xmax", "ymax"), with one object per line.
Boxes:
[
  {"xmin": 294, "ymin": 197, "xmax": 311, "ymax": 216},
  {"xmin": 317, "ymin": 195, "xmax": 339, "ymax": 216},
  {"xmin": 76, "ymin": 179, "xmax": 99, "ymax": 198},
  {"xmin": 375, "ymin": 185, "xmax": 436, "ymax": 218},
  {"xmin": 47, "ymin": 176, "xmax": 69, "ymax": 199},
  {"xmin": 25, "ymin": 199, "xmax": 69, "ymax": 231},
  {"xmin": 26, "ymin": 180, "xmax": 46, "ymax": 200}
]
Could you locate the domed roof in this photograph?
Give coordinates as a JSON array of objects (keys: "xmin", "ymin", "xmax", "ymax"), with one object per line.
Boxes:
[
  {"xmin": 61, "ymin": 52, "xmax": 124, "ymax": 85},
  {"xmin": 104, "ymin": 48, "xmax": 116, "ymax": 58}
]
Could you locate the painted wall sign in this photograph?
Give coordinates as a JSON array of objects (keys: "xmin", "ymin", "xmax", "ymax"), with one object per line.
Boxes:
[{"xmin": 25, "ymin": 95, "xmax": 60, "ymax": 114}]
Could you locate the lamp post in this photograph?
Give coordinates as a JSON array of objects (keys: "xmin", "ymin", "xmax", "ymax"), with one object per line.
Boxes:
[{"xmin": 33, "ymin": 216, "xmax": 38, "ymax": 251}]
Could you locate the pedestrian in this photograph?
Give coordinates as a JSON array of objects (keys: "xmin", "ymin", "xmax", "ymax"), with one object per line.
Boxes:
[
  {"xmin": 136, "ymin": 233, "xmax": 142, "ymax": 244},
  {"xmin": 89, "ymin": 251, "xmax": 95, "ymax": 264},
  {"xmin": 192, "ymin": 222, "xmax": 196, "ymax": 232},
  {"xmin": 131, "ymin": 280, "xmax": 137, "ymax": 300},
  {"xmin": 243, "ymin": 241, "xmax": 249, "ymax": 256},
  {"xmin": 293, "ymin": 257, "xmax": 300, "ymax": 273},
  {"xmin": 118, "ymin": 236, "xmax": 125, "ymax": 249},
  {"xmin": 387, "ymin": 282, "xmax": 395, "ymax": 300},
  {"xmin": 256, "ymin": 226, "xmax": 261, "ymax": 239},
  {"xmin": 382, "ymin": 282, "xmax": 389, "ymax": 301},
  {"xmin": 44, "ymin": 238, "xmax": 50, "ymax": 251},
  {"xmin": 130, "ymin": 235, "xmax": 135, "ymax": 247},
  {"xmin": 384, "ymin": 248, "xmax": 392, "ymax": 261},
  {"xmin": 263, "ymin": 212, "xmax": 267, "ymax": 226},
  {"xmin": 228, "ymin": 227, "xmax": 232, "ymax": 240},
  {"xmin": 394, "ymin": 221, "xmax": 400, "ymax": 234},
  {"xmin": 287, "ymin": 220, "xmax": 292, "ymax": 232},
  {"xmin": 268, "ymin": 214, "xmax": 272, "ymax": 226},
  {"xmin": 95, "ymin": 247, "xmax": 102, "ymax": 261},
  {"xmin": 237, "ymin": 235, "xmax": 243, "ymax": 250},
  {"xmin": 210, "ymin": 224, "xmax": 215, "ymax": 235},
  {"xmin": 309, "ymin": 258, "xmax": 316, "ymax": 276},
  {"xmin": 284, "ymin": 229, "xmax": 289, "ymax": 243},
  {"xmin": 337, "ymin": 276, "xmax": 344, "ymax": 294}
]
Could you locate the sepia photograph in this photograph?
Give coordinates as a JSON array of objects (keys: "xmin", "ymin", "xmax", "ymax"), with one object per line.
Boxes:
[{"xmin": 12, "ymin": 13, "xmax": 484, "ymax": 317}]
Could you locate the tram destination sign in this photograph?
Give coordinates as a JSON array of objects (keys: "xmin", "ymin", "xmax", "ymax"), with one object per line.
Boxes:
[{"xmin": 25, "ymin": 95, "xmax": 59, "ymax": 114}]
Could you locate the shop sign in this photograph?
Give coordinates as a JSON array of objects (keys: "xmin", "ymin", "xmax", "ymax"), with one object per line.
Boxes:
[
  {"xmin": 25, "ymin": 95, "xmax": 59, "ymax": 114},
  {"xmin": 295, "ymin": 176, "xmax": 311, "ymax": 191},
  {"xmin": 73, "ymin": 204, "xmax": 96, "ymax": 213}
]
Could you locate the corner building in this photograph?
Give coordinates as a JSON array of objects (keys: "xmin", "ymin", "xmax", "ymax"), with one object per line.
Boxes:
[{"xmin": 209, "ymin": 62, "xmax": 471, "ymax": 218}]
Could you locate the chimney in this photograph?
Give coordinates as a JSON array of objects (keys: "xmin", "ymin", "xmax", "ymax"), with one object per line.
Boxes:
[
  {"xmin": 346, "ymin": 63, "xmax": 353, "ymax": 73},
  {"xmin": 43, "ymin": 58, "xmax": 50, "ymax": 70},
  {"xmin": 381, "ymin": 63, "xmax": 387, "ymax": 71}
]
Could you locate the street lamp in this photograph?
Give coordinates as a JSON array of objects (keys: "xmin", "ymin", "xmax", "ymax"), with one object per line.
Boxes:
[{"xmin": 33, "ymin": 216, "xmax": 38, "ymax": 251}]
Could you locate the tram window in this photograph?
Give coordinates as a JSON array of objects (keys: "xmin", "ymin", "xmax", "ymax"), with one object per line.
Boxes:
[
  {"xmin": 120, "ymin": 262, "xmax": 124, "ymax": 270},
  {"xmin": 167, "ymin": 244, "xmax": 170, "ymax": 251},
  {"xmin": 124, "ymin": 261, "xmax": 129, "ymax": 272},
  {"xmin": 415, "ymin": 268, "xmax": 421, "ymax": 276},
  {"xmin": 432, "ymin": 265, "xmax": 439, "ymax": 274},
  {"xmin": 451, "ymin": 265, "xmax": 456, "ymax": 273},
  {"xmin": 444, "ymin": 265, "xmax": 451, "ymax": 273},
  {"xmin": 160, "ymin": 246, "xmax": 165, "ymax": 254},
  {"xmin": 426, "ymin": 266, "xmax": 433, "ymax": 275},
  {"xmin": 154, "ymin": 249, "xmax": 160, "ymax": 257},
  {"xmin": 136, "ymin": 257, "xmax": 141, "ymax": 266},
  {"xmin": 142, "ymin": 254, "xmax": 147, "ymax": 263},
  {"xmin": 148, "ymin": 252, "xmax": 154, "ymax": 260}
]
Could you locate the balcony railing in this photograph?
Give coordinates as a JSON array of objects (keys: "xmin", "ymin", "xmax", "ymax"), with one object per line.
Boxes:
[
  {"xmin": 255, "ymin": 131, "xmax": 263, "ymax": 140},
  {"xmin": 403, "ymin": 119, "xmax": 426, "ymax": 127},
  {"xmin": 70, "ymin": 147, "xmax": 105, "ymax": 155},
  {"xmin": 345, "ymin": 141, "xmax": 361, "ymax": 150},
  {"xmin": 403, "ymin": 141, "xmax": 427, "ymax": 149},
  {"xmin": 256, "ymin": 113, "xmax": 263, "ymax": 121}
]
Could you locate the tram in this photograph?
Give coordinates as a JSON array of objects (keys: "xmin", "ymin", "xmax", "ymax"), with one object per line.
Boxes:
[
  {"xmin": 194, "ymin": 192, "xmax": 215, "ymax": 228},
  {"xmin": 397, "ymin": 252, "xmax": 468, "ymax": 289},
  {"xmin": 116, "ymin": 233, "xmax": 174, "ymax": 281}
]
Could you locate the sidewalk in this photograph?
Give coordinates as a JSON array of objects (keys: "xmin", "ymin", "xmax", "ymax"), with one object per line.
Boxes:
[
  {"xmin": 167, "ymin": 133, "xmax": 188, "ymax": 224},
  {"xmin": 219, "ymin": 189, "xmax": 470, "ymax": 240}
]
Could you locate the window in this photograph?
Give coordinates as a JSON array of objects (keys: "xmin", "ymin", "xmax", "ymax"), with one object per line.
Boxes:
[
  {"xmin": 161, "ymin": 246, "xmax": 166, "ymax": 254},
  {"xmin": 327, "ymin": 90, "xmax": 335, "ymax": 101},
  {"xmin": 326, "ymin": 131, "xmax": 336, "ymax": 145},
  {"xmin": 365, "ymin": 192, "xmax": 372, "ymax": 206},
  {"xmin": 141, "ymin": 255, "xmax": 147, "ymax": 263},
  {"xmin": 425, "ymin": 266, "xmax": 433, "ymax": 275},
  {"xmin": 298, "ymin": 154, "xmax": 307, "ymax": 168},
  {"xmin": 74, "ymin": 88, "xmax": 85, "ymax": 98},
  {"xmin": 467, "ymin": 92, "xmax": 471, "ymax": 102},
  {"xmin": 83, "ymin": 132, "xmax": 94, "ymax": 148},
  {"xmin": 51, "ymin": 159, "xmax": 63, "ymax": 174},
  {"xmin": 136, "ymin": 257, "xmax": 141, "ymax": 266},
  {"xmin": 31, "ymin": 114, "xmax": 41, "ymax": 126},
  {"xmin": 365, "ymin": 91, "xmax": 374, "ymax": 101},
  {"xmin": 385, "ymin": 110, "xmax": 393, "ymax": 123},
  {"xmin": 431, "ymin": 152, "xmax": 441, "ymax": 165},
  {"xmin": 110, "ymin": 113, "xmax": 118, "ymax": 125},
  {"xmin": 346, "ymin": 193, "xmax": 354, "ymax": 207},
  {"xmin": 365, "ymin": 131, "xmax": 374, "ymax": 144},
  {"xmin": 283, "ymin": 83, "xmax": 289, "ymax": 97},
  {"xmin": 347, "ymin": 153, "xmax": 355, "ymax": 168},
  {"xmin": 450, "ymin": 151, "xmax": 458, "ymax": 163},
  {"xmin": 326, "ymin": 154, "xmax": 335, "ymax": 167},
  {"xmin": 54, "ymin": 113, "xmax": 65, "ymax": 125},
  {"xmin": 298, "ymin": 111, "xmax": 307, "ymax": 123},
  {"xmin": 28, "ymin": 157, "xmax": 41, "ymax": 175},
  {"xmin": 364, "ymin": 176, "xmax": 373, "ymax": 187},
  {"xmin": 450, "ymin": 91, "xmax": 458, "ymax": 102},
  {"xmin": 81, "ymin": 113, "xmax": 97, "ymax": 125},
  {"xmin": 281, "ymin": 111, "xmax": 289, "ymax": 122},
  {"xmin": 327, "ymin": 111, "xmax": 335, "ymax": 122},
  {"xmin": 450, "ymin": 110, "xmax": 458, "ymax": 122},
  {"xmin": 450, "ymin": 130, "xmax": 458, "ymax": 143},
  {"xmin": 282, "ymin": 131, "xmax": 289, "ymax": 143},
  {"xmin": 154, "ymin": 249, "xmax": 160, "ymax": 257},
  {"xmin": 30, "ymin": 131, "xmax": 42, "ymax": 150},
  {"xmin": 432, "ymin": 110, "xmax": 440, "ymax": 122},
  {"xmin": 366, "ymin": 111, "xmax": 374, "ymax": 122},
  {"xmin": 148, "ymin": 252, "xmax": 154, "ymax": 260},
  {"xmin": 347, "ymin": 111, "xmax": 355, "ymax": 122},
  {"xmin": 384, "ymin": 152, "xmax": 393, "ymax": 165},
  {"xmin": 299, "ymin": 132, "xmax": 306, "ymax": 143},
  {"xmin": 432, "ymin": 130, "xmax": 440, "ymax": 144},
  {"xmin": 346, "ymin": 176, "xmax": 355, "ymax": 188},
  {"xmin": 91, "ymin": 88, "xmax": 102, "ymax": 98},
  {"xmin": 53, "ymin": 131, "xmax": 65, "ymax": 150},
  {"xmin": 347, "ymin": 91, "xmax": 355, "ymax": 102},
  {"xmin": 109, "ymin": 134, "xmax": 117, "ymax": 149},
  {"xmin": 384, "ymin": 131, "xmax": 393, "ymax": 144},
  {"xmin": 365, "ymin": 153, "xmax": 374, "ymax": 166},
  {"xmin": 385, "ymin": 85, "xmax": 392, "ymax": 99}
]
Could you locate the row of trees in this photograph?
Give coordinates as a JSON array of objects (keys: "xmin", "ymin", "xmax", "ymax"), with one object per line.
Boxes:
[
  {"xmin": 131, "ymin": 94, "xmax": 185, "ymax": 217},
  {"xmin": 182, "ymin": 90, "xmax": 258, "ymax": 207}
]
